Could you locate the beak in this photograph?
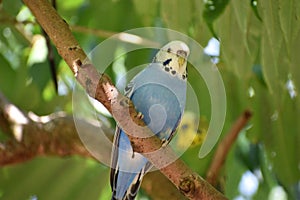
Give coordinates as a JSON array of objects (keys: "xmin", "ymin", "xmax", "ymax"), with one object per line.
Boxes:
[
  {"xmin": 177, "ymin": 50, "xmax": 188, "ymax": 67},
  {"xmin": 178, "ymin": 56, "xmax": 186, "ymax": 67}
]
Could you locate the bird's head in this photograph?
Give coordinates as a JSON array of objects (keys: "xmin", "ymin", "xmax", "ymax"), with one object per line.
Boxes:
[{"xmin": 154, "ymin": 41, "xmax": 190, "ymax": 80}]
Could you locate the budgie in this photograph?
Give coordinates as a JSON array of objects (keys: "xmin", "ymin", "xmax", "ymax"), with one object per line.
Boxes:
[{"xmin": 110, "ymin": 41, "xmax": 190, "ymax": 200}]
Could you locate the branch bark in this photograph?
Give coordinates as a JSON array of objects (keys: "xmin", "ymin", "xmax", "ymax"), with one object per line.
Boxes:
[
  {"xmin": 21, "ymin": 0, "xmax": 227, "ymax": 199},
  {"xmin": 206, "ymin": 110, "xmax": 253, "ymax": 186},
  {"xmin": 142, "ymin": 171, "xmax": 188, "ymax": 200},
  {"xmin": 0, "ymin": 92, "xmax": 107, "ymax": 165}
]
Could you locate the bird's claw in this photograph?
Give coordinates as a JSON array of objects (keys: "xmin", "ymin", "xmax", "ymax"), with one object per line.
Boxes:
[{"xmin": 136, "ymin": 112, "xmax": 144, "ymax": 119}]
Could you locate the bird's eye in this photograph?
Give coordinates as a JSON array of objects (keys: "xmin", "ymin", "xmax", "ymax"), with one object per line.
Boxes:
[
  {"xmin": 163, "ymin": 58, "xmax": 172, "ymax": 66},
  {"xmin": 177, "ymin": 50, "xmax": 187, "ymax": 58}
]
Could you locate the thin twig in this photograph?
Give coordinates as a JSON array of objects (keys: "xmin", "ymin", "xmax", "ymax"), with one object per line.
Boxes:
[
  {"xmin": 0, "ymin": 13, "xmax": 158, "ymax": 47},
  {"xmin": 70, "ymin": 25, "xmax": 159, "ymax": 47},
  {"xmin": 206, "ymin": 110, "xmax": 253, "ymax": 186}
]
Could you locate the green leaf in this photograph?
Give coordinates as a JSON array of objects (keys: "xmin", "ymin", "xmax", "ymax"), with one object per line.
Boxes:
[
  {"xmin": 290, "ymin": 34, "xmax": 300, "ymax": 95},
  {"xmin": 16, "ymin": 83, "xmax": 40, "ymax": 111},
  {"xmin": 224, "ymin": 142, "xmax": 248, "ymax": 198},
  {"xmin": 133, "ymin": 0, "xmax": 159, "ymax": 26},
  {"xmin": 29, "ymin": 62, "xmax": 52, "ymax": 92},
  {"xmin": 160, "ymin": 0, "xmax": 194, "ymax": 33},
  {"xmin": 260, "ymin": 26, "xmax": 280, "ymax": 94},
  {"xmin": 203, "ymin": 0, "xmax": 230, "ymax": 38},
  {"xmin": 252, "ymin": 64, "xmax": 266, "ymax": 86},
  {"xmin": 259, "ymin": 0, "xmax": 283, "ymax": 61},
  {"xmin": 217, "ymin": 0, "xmax": 262, "ymax": 79},
  {"xmin": 278, "ymin": 0, "xmax": 300, "ymax": 56},
  {"xmin": 0, "ymin": 54, "xmax": 16, "ymax": 98},
  {"xmin": 0, "ymin": 157, "xmax": 108, "ymax": 200},
  {"xmin": 2, "ymin": 0, "xmax": 23, "ymax": 16},
  {"xmin": 269, "ymin": 97, "xmax": 300, "ymax": 187},
  {"xmin": 250, "ymin": 0, "xmax": 262, "ymax": 21}
]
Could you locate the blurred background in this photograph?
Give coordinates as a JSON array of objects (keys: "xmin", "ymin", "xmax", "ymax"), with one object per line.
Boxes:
[{"xmin": 0, "ymin": 0, "xmax": 299, "ymax": 199}]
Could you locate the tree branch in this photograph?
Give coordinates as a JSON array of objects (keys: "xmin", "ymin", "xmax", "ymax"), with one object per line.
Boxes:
[
  {"xmin": 21, "ymin": 0, "xmax": 227, "ymax": 199},
  {"xmin": 206, "ymin": 110, "xmax": 253, "ymax": 186},
  {"xmin": 0, "ymin": 92, "xmax": 109, "ymax": 165},
  {"xmin": 142, "ymin": 171, "xmax": 188, "ymax": 200}
]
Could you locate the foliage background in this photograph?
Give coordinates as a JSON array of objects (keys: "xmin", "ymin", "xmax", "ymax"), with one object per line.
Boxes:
[{"xmin": 0, "ymin": 0, "xmax": 299, "ymax": 199}]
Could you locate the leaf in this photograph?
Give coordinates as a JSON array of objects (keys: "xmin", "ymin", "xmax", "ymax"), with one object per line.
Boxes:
[
  {"xmin": 59, "ymin": 0, "xmax": 85, "ymax": 11},
  {"xmin": 259, "ymin": 0, "xmax": 283, "ymax": 61},
  {"xmin": 252, "ymin": 64, "xmax": 266, "ymax": 86},
  {"xmin": 249, "ymin": 70, "xmax": 300, "ymax": 189},
  {"xmin": 0, "ymin": 55, "xmax": 16, "ymax": 98},
  {"xmin": 133, "ymin": 0, "xmax": 159, "ymax": 26},
  {"xmin": 218, "ymin": 1, "xmax": 258, "ymax": 79},
  {"xmin": 224, "ymin": 142, "xmax": 248, "ymax": 198},
  {"xmin": 29, "ymin": 62, "xmax": 52, "ymax": 92},
  {"xmin": 278, "ymin": 0, "xmax": 300, "ymax": 56},
  {"xmin": 290, "ymin": 31, "xmax": 300, "ymax": 94},
  {"xmin": 2, "ymin": 0, "xmax": 23, "ymax": 16},
  {"xmin": 250, "ymin": 0, "xmax": 262, "ymax": 21},
  {"xmin": 15, "ymin": 83, "xmax": 40, "ymax": 111},
  {"xmin": 260, "ymin": 25, "xmax": 280, "ymax": 94},
  {"xmin": 0, "ymin": 157, "xmax": 108, "ymax": 200},
  {"xmin": 160, "ymin": 0, "xmax": 194, "ymax": 33},
  {"xmin": 231, "ymin": 0, "xmax": 262, "ymax": 61},
  {"xmin": 203, "ymin": 0, "xmax": 230, "ymax": 38}
]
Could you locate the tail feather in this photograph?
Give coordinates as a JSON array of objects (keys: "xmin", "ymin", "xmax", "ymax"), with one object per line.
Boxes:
[{"xmin": 111, "ymin": 164, "xmax": 149, "ymax": 200}]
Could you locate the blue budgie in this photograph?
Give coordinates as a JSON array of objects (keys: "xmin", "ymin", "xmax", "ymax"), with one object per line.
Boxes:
[{"xmin": 110, "ymin": 41, "xmax": 190, "ymax": 200}]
